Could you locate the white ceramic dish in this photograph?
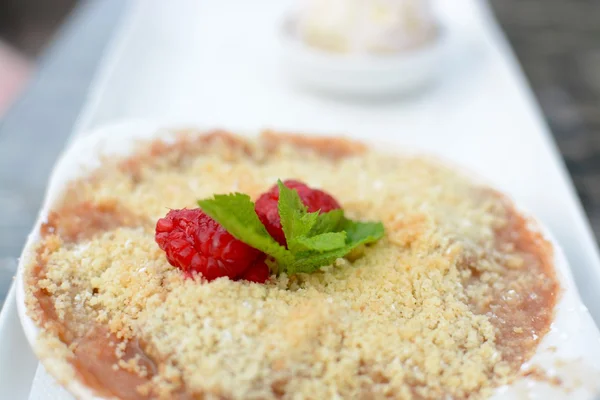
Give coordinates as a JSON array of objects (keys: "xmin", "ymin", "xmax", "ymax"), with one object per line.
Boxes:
[
  {"xmin": 16, "ymin": 120, "xmax": 600, "ymax": 399},
  {"xmin": 279, "ymin": 16, "xmax": 448, "ymax": 97}
]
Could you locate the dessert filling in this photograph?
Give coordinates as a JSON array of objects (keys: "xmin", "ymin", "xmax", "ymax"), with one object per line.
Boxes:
[{"xmin": 26, "ymin": 132, "xmax": 558, "ymax": 399}]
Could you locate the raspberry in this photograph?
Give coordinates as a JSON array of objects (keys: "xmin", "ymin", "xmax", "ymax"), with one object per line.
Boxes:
[
  {"xmin": 240, "ymin": 259, "xmax": 270, "ymax": 283},
  {"xmin": 155, "ymin": 208, "xmax": 263, "ymax": 281},
  {"xmin": 255, "ymin": 180, "xmax": 341, "ymax": 246}
]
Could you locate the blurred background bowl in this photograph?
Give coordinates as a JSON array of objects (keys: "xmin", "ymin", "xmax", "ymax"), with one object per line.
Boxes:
[{"xmin": 280, "ymin": 16, "xmax": 448, "ymax": 97}]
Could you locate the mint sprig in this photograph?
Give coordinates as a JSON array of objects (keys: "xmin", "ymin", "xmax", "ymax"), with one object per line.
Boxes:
[
  {"xmin": 198, "ymin": 180, "xmax": 384, "ymax": 276},
  {"xmin": 198, "ymin": 193, "xmax": 292, "ymax": 266}
]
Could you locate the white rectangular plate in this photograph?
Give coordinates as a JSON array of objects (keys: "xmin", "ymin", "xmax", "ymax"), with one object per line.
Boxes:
[{"xmin": 1, "ymin": 0, "xmax": 599, "ymax": 398}]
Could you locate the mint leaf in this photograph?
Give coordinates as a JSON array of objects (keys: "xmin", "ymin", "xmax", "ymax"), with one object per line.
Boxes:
[
  {"xmin": 198, "ymin": 193, "xmax": 292, "ymax": 265},
  {"xmin": 288, "ymin": 247, "xmax": 350, "ymax": 274},
  {"xmin": 342, "ymin": 219, "xmax": 385, "ymax": 244},
  {"xmin": 309, "ymin": 209, "xmax": 344, "ymax": 235},
  {"xmin": 198, "ymin": 183, "xmax": 385, "ymax": 278},
  {"xmin": 290, "ymin": 219, "xmax": 384, "ymax": 274},
  {"xmin": 291, "ymin": 231, "xmax": 347, "ymax": 253},
  {"xmin": 277, "ymin": 180, "xmax": 318, "ymax": 242},
  {"xmin": 286, "ymin": 213, "xmax": 321, "ymax": 255}
]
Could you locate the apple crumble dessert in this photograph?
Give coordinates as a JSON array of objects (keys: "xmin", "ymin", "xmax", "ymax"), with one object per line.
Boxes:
[{"xmin": 25, "ymin": 131, "xmax": 558, "ymax": 399}]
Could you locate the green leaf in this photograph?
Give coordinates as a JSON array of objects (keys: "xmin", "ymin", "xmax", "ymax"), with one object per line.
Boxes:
[
  {"xmin": 197, "ymin": 183, "xmax": 385, "ymax": 278},
  {"xmin": 310, "ymin": 209, "xmax": 344, "ymax": 235},
  {"xmin": 198, "ymin": 193, "xmax": 292, "ymax": 265},
  {"xmin": 291, "ymin": 231, "xmax": 347, "ymax": 253},
  {"xmin": 290, "ymin": 219, "xmax": 385, "ymax": 274},
  {"xmin": 342, "ymin": 219, "xmax": 385, "ymax": 244},
  {"xmin": 277, "ymin": 180, "xmax": 318, "ymax": 243},
  {"xmin": 288, "ymin": 247, "xmax": 350, "ymax": 274}
]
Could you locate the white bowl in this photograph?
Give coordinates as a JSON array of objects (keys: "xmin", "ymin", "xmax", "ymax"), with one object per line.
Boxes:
[
  {"xmin": 17, "ymin": 120, "xmax": 600, "ymax": 399},
  {"xmin": 279, "ymin": 17, "xmax": 448, "ymax": 97}
]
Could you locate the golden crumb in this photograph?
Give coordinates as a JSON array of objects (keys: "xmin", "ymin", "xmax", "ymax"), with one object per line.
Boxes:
[{"xmin": 25, "ymin": 131, "xmax": 558, "ymax": 399}]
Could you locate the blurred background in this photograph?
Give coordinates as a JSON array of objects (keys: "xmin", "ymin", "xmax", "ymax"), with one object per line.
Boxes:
[{"xmin": 0, "ymin": 0, "xmax": 599, "ymax": 305}]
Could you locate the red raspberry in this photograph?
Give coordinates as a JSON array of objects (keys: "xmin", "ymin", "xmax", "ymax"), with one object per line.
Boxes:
[
  {"xmin": 240, "ymin": 259, "xmax": 270, "ymax": 283},
  {"xmin": 255, "ymin": 180, "xmax": 341, "ymax": 246},
  {"xmin": 155, "ymin": 208, "xmax": 263, "ymax": 281}
]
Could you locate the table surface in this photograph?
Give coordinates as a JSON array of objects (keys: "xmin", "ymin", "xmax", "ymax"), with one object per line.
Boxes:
[
  {"xmin": 0, "ymin": 0, "xmax": 128, "ymax": 304},
  {"xmin": 490, "ymin": 0, "xmax": 600, "ymax": 235},
  {"xmin": 0, "ymin": 0, "xmax": 599, "ymax": 310}
]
